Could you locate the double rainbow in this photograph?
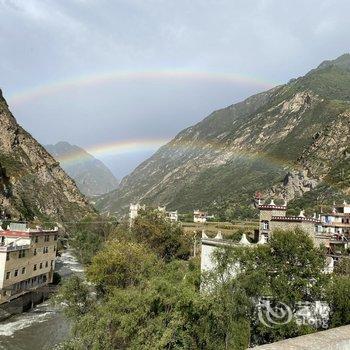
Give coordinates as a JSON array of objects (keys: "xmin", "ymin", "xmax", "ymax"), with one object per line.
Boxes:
[{"xmin": 7, "ymin": 69, "xmax": 276, "ymax": 164}]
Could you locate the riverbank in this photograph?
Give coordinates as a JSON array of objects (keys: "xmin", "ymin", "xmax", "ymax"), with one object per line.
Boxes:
[
  {"xmin": 0, "ymin": 250, "xmax": 83, "ymax": 350},
  {"xmin": 0, "ymin": 285, "xmax": 57, "ymax": 322}
]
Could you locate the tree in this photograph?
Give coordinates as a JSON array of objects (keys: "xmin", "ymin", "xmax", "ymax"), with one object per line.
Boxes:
[
  {"xmin": 334, "ymin": 257, "xmax": 350, "ymax": 276},
  {"xmin": 69, "ymin": 215, "xmax": 115, "ymax": 264},
  {"xmin": 86, "ymin": 239, "xmax": 158, "ymax": 293},
  {"xmin": 326, "ymin": 275, "xmax": 350, "ymax": 327},
  {"xmin": 59, "ymin": 227, "xmax": 345, "ymax": 350},
  {"xmin": 132, "ymin": 209, "xmax": 191, "ymax": 262},
  {"xmin": 210, "ymin": 229, "xmax": 327, "ymax": 345},
  {"xmin": 55, "ymin": 275, "xmax": 93, "ymax": 321}
]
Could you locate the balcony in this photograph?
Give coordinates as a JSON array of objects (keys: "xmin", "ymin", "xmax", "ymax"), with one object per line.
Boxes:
[{"xmin": 0, "ymin": 244, "xmax": 30, "ymax": 252}]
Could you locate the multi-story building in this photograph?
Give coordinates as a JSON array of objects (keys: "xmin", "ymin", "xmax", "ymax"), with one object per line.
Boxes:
[
  {"xmin": 320, "ymin": 201, "xmax": 350, "ymax": 237},
  {"xmin": 257, "ymin": 199, "xmax": 349, "ymax": 252},
  {"xmin": 258, "ymin": 199, "xmax": 321, "ymax": 244},
  {"xmin": 0, "ymin": 223, "xmax": 58, "ymax": 304}
]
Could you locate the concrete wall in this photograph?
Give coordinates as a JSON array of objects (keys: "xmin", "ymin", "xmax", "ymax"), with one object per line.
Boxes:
[
  {"xmin": 201, "ymin": 243, "xmax": 217, "ymax": 273},
  {"xmin": 248, "ymin": 325, "xmax": 350, "ymax": 350}
]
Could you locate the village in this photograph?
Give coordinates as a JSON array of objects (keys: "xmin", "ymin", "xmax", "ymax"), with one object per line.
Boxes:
[
  {"xmin": 0, "ymin": 197, "xmax": 349, "ymax": 318},
  {"xmin": 129, "ymin": 198, "xmax": 350, "ymax": 275}
]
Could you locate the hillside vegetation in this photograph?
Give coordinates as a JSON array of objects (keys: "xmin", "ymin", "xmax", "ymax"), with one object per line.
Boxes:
[{"xmin": 97, "ymin": 54, "xmax": 350, "ymax": 218}]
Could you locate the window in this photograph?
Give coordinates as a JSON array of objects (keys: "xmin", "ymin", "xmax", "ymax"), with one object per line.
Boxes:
[
  {"xmin": 14, "ymin": 269, "xmax": 18, "ymax": 277},
  {"xmin": 22, "ymin": 267, "xmax": 26, "ymax": 274},
  {"xmin": 6, "ymin": 272, "xmax": 10, "ymax": 280},
  {"xmin": 54, "ymin": 235, "xmax": 58, "ymax": 241},
  {"xmin": 54, "ymin": 246, "xmax": 56, "ymax": 252},
  {"xmin": 18, "ymin": 250, "xmax": 26, "ymax": 258},
  {"xmin": 33, "ymin": 248, "xmax": 37, "ymax": 256},
  {"xmin": 39, "ymin": 263, "xmax": 43, "ymax": 269},
  {"xmin": 33, "ymin": 264, "xmax": 37, "ymax": 271},
  {"xmin": 262, "ymin": 221, "xmax": 269, "ymax": 230},
  {"xmin": 50, "ymin": 260, "xmax": 54, "ymax": 267},
  {"xmin": 43, "ymin": 247, "xmax": 48, "ymax": 254},
  {"xmin": 45, "ymin": 261, "xmax": 48, "ymax": 268},
  {"xmin": 6, "ymin": 252, "xmax": 10, "ymax": 261},
  {"xmin": 44, "ymin": 235, "xmax": 49, "ymax": 242},
  {"xmin": 35, "ymin": 236, "xmax": 38, "ymax": 243}
]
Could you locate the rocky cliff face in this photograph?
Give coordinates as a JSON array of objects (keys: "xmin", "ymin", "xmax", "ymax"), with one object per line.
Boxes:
[
  {"xmin": 97, "ymin": 54, "xmax": 350, "ymax": 218},
  {"xmin": 45, "ymin": 142, "xmax": 119, "ymax": 197},
  {"xmin": 0, "ymin": 91, "xmax": 94, "ymax": 223}
]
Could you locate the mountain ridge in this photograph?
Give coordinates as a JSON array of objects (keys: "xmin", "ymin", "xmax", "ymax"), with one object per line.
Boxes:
[
  {"xmin": 0, "ymin": 91, "xmax": 94, "ymax": 223},
  {"xmin": 96, "ymin": 54, "xmax": 350, "ymax": 218}
]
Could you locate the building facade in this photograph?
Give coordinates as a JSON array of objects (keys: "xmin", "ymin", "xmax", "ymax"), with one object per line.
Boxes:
[
  {"xmin": 194, "ymin": 210, "xmax": 208, "ymax": 223},
  {"xmin": 321, "ymin": 202, "xmax": 350, "ymax": 237},
  {"xmin": 166, "ymin": 211, "xmax": 178, "ymax": 222},
  {"xmin": 258, "ymin": 199, "xmax": 349, "ymax": 252},
  {"xmin": 0, "ymin": 223, "xmax": 58, "ymax": 304}
]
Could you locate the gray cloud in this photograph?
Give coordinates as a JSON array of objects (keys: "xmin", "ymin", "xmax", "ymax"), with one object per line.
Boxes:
[{"xmin": 0, "ymin": 0, "xmax": 349, "ymax": 178}]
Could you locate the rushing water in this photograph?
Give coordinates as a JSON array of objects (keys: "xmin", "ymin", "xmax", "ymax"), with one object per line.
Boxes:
[{"xmin": 0, "ymin": 250, "xmax": 83, "ymax": 350}]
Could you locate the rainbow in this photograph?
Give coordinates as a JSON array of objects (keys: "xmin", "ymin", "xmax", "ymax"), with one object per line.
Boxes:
[
  {"xmin": 56, "ymin": 138, "xmax": 170, "ymax": 167},
  {"xmin": 53, "ymin": 136, "xmax": 289, "ymax": 172},
  {"xmin": 7, "ymin": 69, "xmax": 276, "ymax": 107},
  {"xmin": 6, "ymin": 69, "xmax": 277, "ymax": 167}
]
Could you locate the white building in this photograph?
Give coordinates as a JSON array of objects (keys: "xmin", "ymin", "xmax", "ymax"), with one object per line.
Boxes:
[
  {"xmin": 129, "ymin": 203, "xmax": 145, "ymax": 225},
  {"xmin": 158, "ymin": 206, "xmax": 178, "ymax": 222},
  {"xmin": 200, "ymin": 231, "xmax": 255, "ymax": 274},
  {"xmin": 0, "ymin": 223, "xmax": 58, "ymax": 304},
  {"xmin": 194, "ymin": 210, "xmax": 208, "ymax": 223},
  {"xmin": 166, "ymin": 211, "xmax": 178, "ymax": 222}
]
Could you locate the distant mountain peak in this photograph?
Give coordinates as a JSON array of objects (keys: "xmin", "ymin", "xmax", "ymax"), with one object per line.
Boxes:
[{"xmin": 45, "ymin": 142, "xmax": 119, "ymax": 197}]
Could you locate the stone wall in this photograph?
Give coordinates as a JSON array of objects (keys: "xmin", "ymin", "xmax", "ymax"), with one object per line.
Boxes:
[{"xmin": 270, "ymin": 220, "xmax": 316, "ymax": 243}]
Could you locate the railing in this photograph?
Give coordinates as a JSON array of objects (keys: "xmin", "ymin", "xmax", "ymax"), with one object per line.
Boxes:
[{"xmin": 0, "ymin": 244, "xmax": 30, "ymax": 252}]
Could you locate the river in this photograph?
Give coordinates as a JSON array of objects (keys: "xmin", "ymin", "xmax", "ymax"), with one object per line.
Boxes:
[{"xmin": 0, "ymin": 250, "xmax": 83, "ymax": 350}]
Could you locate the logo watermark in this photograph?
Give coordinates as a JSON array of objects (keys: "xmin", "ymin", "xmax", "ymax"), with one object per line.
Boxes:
[{"xmin": 257, "ymin": 299, "xmax": 329, "ymax": 329}]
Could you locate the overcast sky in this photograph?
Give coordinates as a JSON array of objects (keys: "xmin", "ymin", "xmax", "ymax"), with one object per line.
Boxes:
[{"xmin": 0, "ymin": 0, "xmax": 349, "ymax": 179}]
